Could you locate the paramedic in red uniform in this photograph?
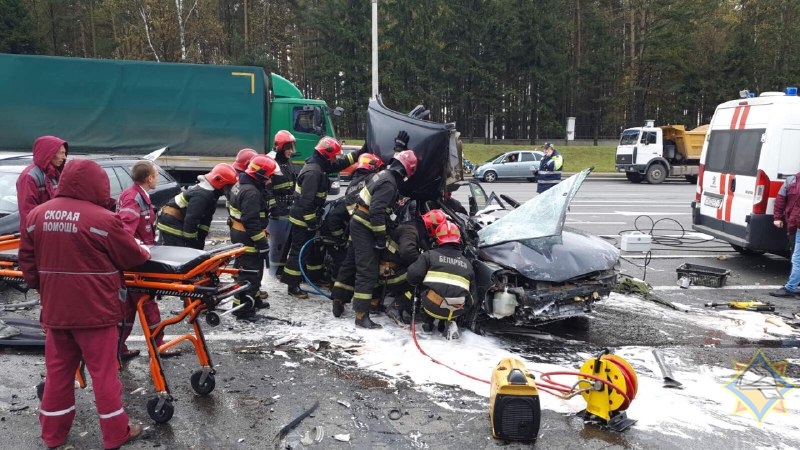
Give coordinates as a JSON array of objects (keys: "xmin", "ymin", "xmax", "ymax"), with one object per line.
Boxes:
[
  {"xmin": 18, "ymin": 159, "xmax": 151, "ymax": 450},
  {"xmin": 16, "ymin": 135, "xmax": 68, "ymax": 226},
  {"xmin": 117, "ymin": 161, "xmax": 180, "ymax": 359}
]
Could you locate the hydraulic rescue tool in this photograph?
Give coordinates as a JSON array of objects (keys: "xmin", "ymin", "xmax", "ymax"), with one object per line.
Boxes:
[
  {"xmin": 489, "ymin": 357, "xmax": 541, "ymax": 442},
  {"xmin": 705, "ymin": 301, "xmax": 775, "ymax": 312},
  {"xmin": 574, "ymin": 350, "xmax": 638, "ymax": 431}
]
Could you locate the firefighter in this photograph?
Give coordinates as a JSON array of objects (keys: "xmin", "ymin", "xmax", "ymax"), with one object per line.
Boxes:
[
  {"xmin": 117, "ymin": 161, "xmax": 180, "ymax": 359},
  {"xmin": 157, "ymin": 163, "xmax": 238, "ymax": 249},
  {"xmin": 267, "ymin": 130, "xmax": 300, "ymax": 276},
  {"xmin": 282, "ymin": 137, "xmax": 362, "ymax": 298},
  {"xmin": 381, "ymin": 218, "xmax": 424, "ymax": 326},
  {"xmin": 233, "ymin": 148, "xmax": 258, "ymax": 174},
  {"xmin": 18, "ymin": 159, "xmax": 150, "ymax": 449},
  {"xmin": 407, "ymin": 221, "xmax": 474, "ymax": 340},
  {"xmin": 16, "ymin": 135, "xmax": 68, "ymax": 226},
  {"xmin": 322, "ymin": 153, "xmax": 385, "ymax": 281},
  {"xmin": 421, "ymin": 209, "xmax": 448, "ymax": 248},
  {"xmin": 345, "ymin": 150, "xmax": 418, "ymax": 329},
  {"xmin": 228, "ymin": 155, "xmax": 280, "ymax": 321}
]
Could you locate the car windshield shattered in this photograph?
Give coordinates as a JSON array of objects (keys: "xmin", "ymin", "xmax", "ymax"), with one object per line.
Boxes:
[{"xmin": 478, "ymin": 168, "xmax": 591, "ymax": 247}]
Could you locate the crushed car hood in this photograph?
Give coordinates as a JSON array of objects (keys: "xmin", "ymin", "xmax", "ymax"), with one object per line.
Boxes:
[
  {"xmin": 478, "ymin": 169, "xmax": 590, "ymax": 246},
  {"xmin": 477, "ymin": 228, "xmax": 619, "ymax": 282}
]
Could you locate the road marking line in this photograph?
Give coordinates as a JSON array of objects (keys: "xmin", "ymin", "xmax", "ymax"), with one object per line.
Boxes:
[
  {"xmin": 566, "ymin": 212, "xmax": 691, "ymax": 216},
  {"xmin": 620, "ymin": 254, "xmax": 739, "ymax": 259}
]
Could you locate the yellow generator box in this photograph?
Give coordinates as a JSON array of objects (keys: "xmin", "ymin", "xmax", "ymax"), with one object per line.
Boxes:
[{"xmin": 489, "ymin": 357, "xmax": 541, "ymax": 442}]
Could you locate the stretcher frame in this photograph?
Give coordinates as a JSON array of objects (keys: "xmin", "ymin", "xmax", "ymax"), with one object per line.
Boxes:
[{"xmin": 0, "ymin": 239, "xmax": 250, "ymax": 423}]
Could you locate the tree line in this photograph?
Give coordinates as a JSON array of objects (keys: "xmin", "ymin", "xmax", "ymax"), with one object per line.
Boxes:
[{"xmin": 3, "ymin": 0, "xmax": 800, "ymax": 142}]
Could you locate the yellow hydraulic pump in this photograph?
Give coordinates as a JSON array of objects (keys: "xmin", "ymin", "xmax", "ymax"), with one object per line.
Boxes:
[{"xmin": 489, "ymin": 357, "xmax": 541, "ymax": 442}]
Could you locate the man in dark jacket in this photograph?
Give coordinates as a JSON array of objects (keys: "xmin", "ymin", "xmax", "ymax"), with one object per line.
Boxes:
[
  {"xmin": 536, "ymin": 142, "xmax": 563, "ymax": 193},
  {"xmin": 16, "ymin": 135, "xmax": 68, "ymax": 227},
  {"xmin": 19, "ymin": 159, "xmax": 150, "ymax": 450},
  {"xmin": 771, "ymin": 173, "xmax": 800, "ymax": 297},
  {"xmin": 282, "ymin": 137, "xmax": 361, "ymax": 298},
  {"xmin": 267, "ymin": 130, "xmax": 300, "ymax": 276},
  {"xmin": 157, "ymin": 163, "xmax": 238, "ymax": 249},
  {"xmin": 228, "ymin": 155, "xmax": 279, "ymax": 321},
  {"xmin": 339, "ymin": 150, "xmax": 418, "ymax": 329},
  {"xmin": 407, "ymin": 221, "xmax": 474, "ymax": 340}
]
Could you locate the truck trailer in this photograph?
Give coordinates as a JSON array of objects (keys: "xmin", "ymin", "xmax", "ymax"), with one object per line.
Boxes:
[
  {"xmin": 615, "ymin": 121, "xmax": 708, "ymax": 184},
  {"xmin": 0, "ymin": 53, "xmax": 340, "ymax": 184}
]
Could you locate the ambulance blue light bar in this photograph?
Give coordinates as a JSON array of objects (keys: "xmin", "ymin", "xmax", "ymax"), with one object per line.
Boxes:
[{"xmin": 786, "ymin": 86, "xmax": 798, "ymax": 96}]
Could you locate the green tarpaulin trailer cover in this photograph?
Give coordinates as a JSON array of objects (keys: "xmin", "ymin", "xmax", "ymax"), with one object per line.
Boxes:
[{"xmin": 0, "ymin": 53, "xmax": 270, "ymax": 156}]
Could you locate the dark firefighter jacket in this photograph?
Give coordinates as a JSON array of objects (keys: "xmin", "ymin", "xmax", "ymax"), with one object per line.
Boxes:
[
  {"xmin": 289, "ymin": 152, "xmax": 358, "ymax": 229},
  {"xmin": 354, "ymin": 170, "xmax": 402, "ymax": 243},
  {"xmin": 407, "ymin": 244, "xmax": 473, "ymax": 302},
  {"xmin": 321, "ymin": 169, "xmax": 379, "ymax": 244},
  {"xmin": 229, "ymin": 173, "xmax": 269, "ymax": 253},
  {"xmin": 157, "ymin": 179, "xmax": 220, "ymax": 249},
  {"xmin": 268, "ymin": 153, "xmax": 300, "ymax": 218}
]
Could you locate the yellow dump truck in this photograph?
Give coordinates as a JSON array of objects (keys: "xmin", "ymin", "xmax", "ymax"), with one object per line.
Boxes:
[{"xmin": 615, "ymin": 121, "xmax": 709, "ymax": 184}]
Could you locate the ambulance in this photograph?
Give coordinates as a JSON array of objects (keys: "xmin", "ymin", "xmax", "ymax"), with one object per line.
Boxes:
[{"xmin": 692, "ymin": 87, "xmax": 800, "ymax": 255}]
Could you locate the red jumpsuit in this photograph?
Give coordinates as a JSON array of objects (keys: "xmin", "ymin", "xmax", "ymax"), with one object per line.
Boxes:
[
  {"xmin": 116, "ymin": 183, "xmax": 163, "ymax": 351},
  {"xmin": 16, "ymin": 135, "xmax": 67, "ymax": 227},
  {"xmin": 18, "ymin": 159, "xmax": 150, "ymax": 450}
]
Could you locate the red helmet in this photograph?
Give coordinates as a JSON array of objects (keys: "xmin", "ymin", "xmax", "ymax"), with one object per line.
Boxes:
[
  {"xmin": 234, "ymin": 148, "xmax": 258, "ymax": 172},
  {"xmin": 246, "ymin": 155, "xmax": 280, "ymax": 181},
  {"xmin": 314, "ymin": 136, "xmax": 342, "ymax": 161},
  {"xmin": 435, "ymin": 221, "xmax": 461, "ymax": 246},
  {"xmin": 206, "ymin": 163, "xmax": 238, "ymax": 189},
  {"xmin": 393, "ymin": 150, "xmax": 418, "ymax": 178},
  {"xmin": 355, "ymin": 153, "xmax": 384, "ymax": 172},
  {"xmin": 273, "ymin": 130, "xmax": 296, "ymax": 152},
  {"xmin": 422, "ymin": 209, "xmax": 448, "ymax": 237}
]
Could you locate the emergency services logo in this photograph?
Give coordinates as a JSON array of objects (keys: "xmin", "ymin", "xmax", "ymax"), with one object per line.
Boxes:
[{"xmin": 723, "ymin": 349, "xmax": 796, "ymax": 423}]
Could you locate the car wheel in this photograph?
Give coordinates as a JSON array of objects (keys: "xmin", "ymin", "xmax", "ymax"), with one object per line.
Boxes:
[
  {"xmin": 645, "ymin": 164, "xmax": 667, "ymax": 184},
  {"xmin": 483, "ymin": 171, "xmax": 497, "ymax": 183},
  {"xmin": 526, "ymin": 177, "xmax": 537, "ymax": 182}
]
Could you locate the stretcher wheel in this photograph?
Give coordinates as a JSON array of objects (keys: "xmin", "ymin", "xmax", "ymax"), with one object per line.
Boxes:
[
  {"xmin": 190, "ymin": 370, "xmax": 216, "ymax": 395},
  {"xmin": 147, "ymin": 397, "xmax": 174, "ymax": 423},
  {"xmin": 206, "ymin": 312, "xmax": 221, "ymax": 327},
  {"xmin": 36, "ymin": 382, "xmax": 44, "ymax": 401}
]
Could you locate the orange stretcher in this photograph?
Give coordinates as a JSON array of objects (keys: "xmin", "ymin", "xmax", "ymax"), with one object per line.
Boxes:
[{"xmin": 0, "ymin": 240, "xmax": 250, "ymax": 423}]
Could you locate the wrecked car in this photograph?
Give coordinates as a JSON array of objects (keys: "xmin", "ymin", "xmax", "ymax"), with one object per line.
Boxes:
[
  {"xmin": 443, "ymin": 170, "xmax": 620, "ymax": 330},
  {"xmin": 363, "ymin": 98, "xmax": 618, "ymax": 329}
]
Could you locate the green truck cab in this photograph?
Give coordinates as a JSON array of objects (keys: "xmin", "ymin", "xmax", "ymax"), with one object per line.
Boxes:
[{"xmin": 0, "ymin": 53, "xmax": 340, "ymax": 185}]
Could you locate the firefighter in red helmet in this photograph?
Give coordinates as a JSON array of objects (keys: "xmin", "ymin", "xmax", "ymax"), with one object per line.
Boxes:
[
  {"xmin": 233, "ymin": 148, "xmax": 258, "ymax": 173},
  {"xmin": 157, "ymin": 163, "xmax": 238, "ymax": 249},
  {"xmin": 333, "ymin": 149, "xmax": 419, "ymax": 328},
  {"xmin": 267, "ymin": 130, "xmax": 300, "ymax": 276},
  {"xmin": 282, "ymin": 136, "xmax": 365, "ymax": 298},
  {"xmin": 229, "ymin": 155, "xmax": 280, "ymax": 320},
  {"xmin": 407, "ymin": 220, "xmax": 474, "ymax": 340}
]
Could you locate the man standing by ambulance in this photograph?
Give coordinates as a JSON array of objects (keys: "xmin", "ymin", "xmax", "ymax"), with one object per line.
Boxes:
[
  {"xmin": 19, "ymin": 159, "xmax": 151, "ymax": 450},
  {"xmin": 771, "ymin": 173, "xmax": 800, "ymax": 298}
]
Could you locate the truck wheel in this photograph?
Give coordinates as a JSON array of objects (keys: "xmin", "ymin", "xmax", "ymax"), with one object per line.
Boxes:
[
  {"xmin": 645, "ymin": 164, "xmax": 667, "ymax": 184},
  {"xmin": 626, "ymin": 172, "xmax": 643, "ymax": 183},
  {"xmin": 483, "ymin": 171, "xmax": 497, "ymax": 183},
  {"xmin": 685, "ymin": 175, "xmax": 698, "ymax": 184}
]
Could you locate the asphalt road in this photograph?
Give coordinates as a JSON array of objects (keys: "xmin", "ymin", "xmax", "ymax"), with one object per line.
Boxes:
[{"xmin": 2, "ymin": 175, "xmax": 799, "ymax": 449}]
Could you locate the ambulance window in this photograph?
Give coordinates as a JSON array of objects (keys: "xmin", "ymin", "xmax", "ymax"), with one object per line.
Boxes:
[
  {"xmin": 729, "ymin": 129, "xmax": 763, "ymax": 176},
  {"xmin": 705, "ymin": 131, "xmax": 734, "ymax": 173}
]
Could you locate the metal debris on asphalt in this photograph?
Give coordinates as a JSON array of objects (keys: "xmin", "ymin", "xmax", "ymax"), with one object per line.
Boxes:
[
  {"xmin": 300, "ymin": 426, "xmax": 324, "ymax": 445},
  {"xmin": 333, "ymin": 434, "xmax": 350, "ymax": 442},
  {"xmin": 337, "ymin": 400, "xmax": 351, "ymax": 408}
]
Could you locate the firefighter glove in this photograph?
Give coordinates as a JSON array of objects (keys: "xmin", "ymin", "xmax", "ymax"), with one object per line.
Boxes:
[
  {"xmin": 307, "ymin": 220, "xmax": 319, "ymax": 232},
  {"xmin": 356, "ymin": 143, "xmax": 370, "ymax": 157},
  {"xmin": 374, "ymin": 234, "xmax": 387, "ymax": 250},
  {"xmin": 394, "ymin": 130, "xmax": 410, "ymax": 151}
]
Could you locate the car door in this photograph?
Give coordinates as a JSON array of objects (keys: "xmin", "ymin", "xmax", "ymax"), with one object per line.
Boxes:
[
  {"xmin": 520, "ymin": 151, "xmax": 539, "ymax": 176},
  {"xmin": 497, "ymin": 152, "xmax": 519, "ymax": 178}
]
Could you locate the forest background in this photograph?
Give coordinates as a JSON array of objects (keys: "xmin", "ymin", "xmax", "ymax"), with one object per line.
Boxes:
[{"xmin": 2, "ymin": 0, "xmax": 799, "ymax": 144}]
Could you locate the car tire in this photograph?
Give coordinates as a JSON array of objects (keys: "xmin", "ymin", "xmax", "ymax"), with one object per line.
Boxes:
[
  {"xmin": 483, "ymin": 171, "xmax": 497, "ymax": 183},
  {"xmin": 526, "ymin": 177, "xmax": 536, "ymax": 182},
  {"xmin": 645, "ymin": 164, "xmax": 667, "ymax": 184}
]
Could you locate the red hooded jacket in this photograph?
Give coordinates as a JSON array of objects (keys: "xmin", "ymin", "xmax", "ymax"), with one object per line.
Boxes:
[
  {"xmin": 16, "ymin": 135, "xmax": 68, "ymax": 226},
  {"xmin": 773, "ymin": 174, "xmax": 800, "ymax": 235},
  {"xmin": 18, "ymin": 159, "xmax": 151, "ymax": 329},
  {"xmin": 117, "ymin": 184, "xmax": 156, "ymax": 245}
]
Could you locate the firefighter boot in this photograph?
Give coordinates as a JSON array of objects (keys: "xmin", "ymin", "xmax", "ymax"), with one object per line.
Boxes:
[
  {"xmin": 288, "ymin": 285, "xmax": 309, "ymax": 299},
  {"xmin": 254, "ymin": 290, "xmax": 270, "ymax": 309},
  {"xmin": 370, "ymin": 299, "xmax": 383, "ymax": 314},
  {"xmin": 355, "ymin": 311, "xmax": 382, "ymax": 329},
  {"xmin": 332, "ymin": 299, "xmax": 345, "ymax": 318}
]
